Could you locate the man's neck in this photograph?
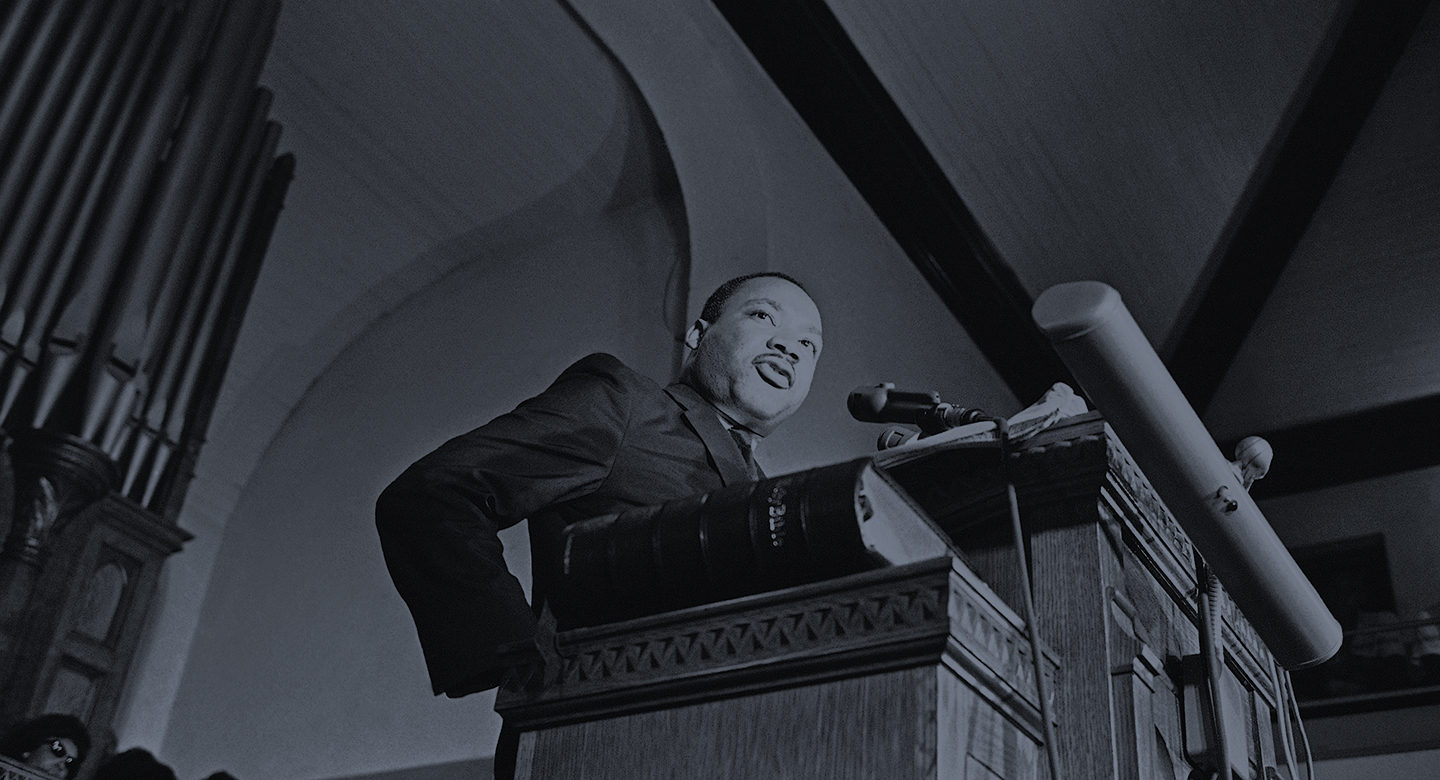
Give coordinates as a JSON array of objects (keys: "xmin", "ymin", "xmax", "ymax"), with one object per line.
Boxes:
[{"xmin": 677, "ymin": 373, "xmax": 765, "ymax": 439}]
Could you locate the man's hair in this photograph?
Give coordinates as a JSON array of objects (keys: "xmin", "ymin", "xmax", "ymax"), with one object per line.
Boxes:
[
  {"xmin": 698, "ymin": 272, "xmax": 807, "ymax": 325},
  {"xmin": 95, "ymin": 749, "xmax": 177, "ymax": 780},
  {"xmin": 0, "ymin": 713, "xmax": 91, "ymax": 779}
]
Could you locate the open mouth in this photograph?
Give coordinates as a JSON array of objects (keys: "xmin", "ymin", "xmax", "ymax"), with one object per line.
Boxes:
[{"xmin": 754, "ymin": 355, "xmax": 794, "ymax": 389}]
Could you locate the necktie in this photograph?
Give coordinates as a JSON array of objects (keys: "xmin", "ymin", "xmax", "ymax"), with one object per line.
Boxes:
[{"xmin": 729, "ymin": 428, "xmax": 760, "ymax": 481}]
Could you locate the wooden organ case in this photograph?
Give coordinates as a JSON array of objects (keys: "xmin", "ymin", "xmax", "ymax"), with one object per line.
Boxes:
[{"xmin": 0, "ymin": 0, "xmax": 292, "ymax": 763}]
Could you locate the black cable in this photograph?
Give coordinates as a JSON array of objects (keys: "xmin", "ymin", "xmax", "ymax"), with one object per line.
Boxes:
[
  {"xmin": 994, "ymin": 416, "xmax": 1064, "ymax": 780},
  {"xmin": 1197, "ymin": 562, "xmax": 1234, "ymax": 780}
]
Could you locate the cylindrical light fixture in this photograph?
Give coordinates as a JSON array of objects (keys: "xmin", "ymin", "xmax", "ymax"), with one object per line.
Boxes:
[{"xmin": 1032, "ymin": 280, "xmax": 1341, "ymax": 670}]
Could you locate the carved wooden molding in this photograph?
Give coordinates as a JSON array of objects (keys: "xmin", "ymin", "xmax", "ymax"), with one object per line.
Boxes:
[
  {"xmin": 90, "ymin": 495, "xmax": 192, "ymax": 555},
  {"xmin": 3, "ymin": 430, "xmax": 120, "ymax": 566},
  {"xmin": 497, "ymin": 556, "xmax": 1058, "ymax": 735},
  {"xmin": 1088, "ymin": 426, "xmax": 1279, "ymax": 680},
  {"xmin": 1215, "ymin": 583, "xmax": 1280, "ymax": 706},
  {"xmin": 1097, "ymin": 427, "xmax": 1195, "ymax": 573},
  {"xmin": 0, "ymin": 756, "xmax": 48, "ymax": 780}
]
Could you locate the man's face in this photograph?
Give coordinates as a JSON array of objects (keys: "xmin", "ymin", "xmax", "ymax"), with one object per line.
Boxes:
[
  {"xmin": 684, "ymin": 277, "xmax": 823, "ymax": 435},
  {"xmin": 24, "ymin": 737, "xmax": 77, "ymax": 779}
]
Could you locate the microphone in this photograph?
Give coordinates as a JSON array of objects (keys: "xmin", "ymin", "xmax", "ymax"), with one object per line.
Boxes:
[{"xmin": 847, "ymin": 382, "xmax": 987, "ymax": 435}]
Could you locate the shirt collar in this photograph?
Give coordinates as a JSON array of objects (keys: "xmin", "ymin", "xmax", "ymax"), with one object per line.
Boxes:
[
  {"xmin": 713, "ymin": 411, "xmax": 762, "ymax": 450},
  {"xmin": 670, "ymin": 380, "xmax": 764, "ymax": 449}
]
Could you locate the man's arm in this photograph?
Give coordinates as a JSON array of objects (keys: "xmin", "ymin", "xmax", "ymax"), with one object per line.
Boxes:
[{"xmin": 375, "ymin": 354, "xmax": 636, "ymax": 695}]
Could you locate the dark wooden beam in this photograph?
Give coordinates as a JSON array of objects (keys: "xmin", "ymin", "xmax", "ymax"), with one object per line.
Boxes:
[
  {"xmin": 1225, "ymin": 394, "xmax": 1440, "ymax": 500},
  {"xmin": 710, "ymin": 0, "xmax": 1074, "ymax": 404},
  {"xmin": 1167, "ymin": 0, "xmax": 1435, "ymax": 415}
]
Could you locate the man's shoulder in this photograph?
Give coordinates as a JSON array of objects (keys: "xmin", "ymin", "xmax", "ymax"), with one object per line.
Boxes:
[
  {"xmin": 532, "ymin": 353, "xmax": 678, "ymax": 414},
  {"xmin": 555, "ymin": 353, "xmax": 663, "ymax": 392},
  {"xmin": 500, "ymin": 354, "xmax": 690, "ymax": 448}
]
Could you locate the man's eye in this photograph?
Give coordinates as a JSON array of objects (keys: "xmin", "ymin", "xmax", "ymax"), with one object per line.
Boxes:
[
  {"xmin": 750, "ymin": 310, "xmax": 773, "ymax": 323},
  {"xmin": 800, "ymin": 339, "xmax": 815, "ymax": 353}
]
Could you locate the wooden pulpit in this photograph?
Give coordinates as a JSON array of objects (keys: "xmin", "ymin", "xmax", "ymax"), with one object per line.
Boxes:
[
  {"xmin": 498, "ymin": 555, "xmax": 1055, "ymax": 779},
  {"xmin": 896, "ymin": 412, "xmax": 1307, "ymax": 779},
  {"xmin": 496, "ymin": 413, "xmax": 1313, "ymax": 779}
]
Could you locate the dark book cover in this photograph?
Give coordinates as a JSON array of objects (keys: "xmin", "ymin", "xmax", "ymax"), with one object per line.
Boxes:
[{"xmin": 552, "ymin": 457, "xmax": 954, "ymax": 629}]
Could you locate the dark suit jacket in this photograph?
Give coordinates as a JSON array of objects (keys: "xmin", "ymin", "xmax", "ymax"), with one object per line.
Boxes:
[{"xmin": 376, "ymin": 353, "xmax": 754, "ymax": 696}]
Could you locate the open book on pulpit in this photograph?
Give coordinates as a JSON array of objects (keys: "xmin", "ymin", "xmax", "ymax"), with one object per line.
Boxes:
[
  {"xmin": 550, "ymin": 457, "xmax": 959, "ymax": 629},
  {"xmin": 870, "ymin": 381, "xmax": 1090, "ymax": 539},
  {"xmin": 870, "ymin": 424, "xmax": 1006, "ymax": 543}
]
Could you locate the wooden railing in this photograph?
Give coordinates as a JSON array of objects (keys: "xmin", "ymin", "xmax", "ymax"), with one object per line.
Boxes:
[
  {"xmin": 1296, "ymin": 612, "xmax": 1440, "ymax": 717},
  {"xmin": 0, "ymin": 755, "xmax": 51, "ymax": 780}
]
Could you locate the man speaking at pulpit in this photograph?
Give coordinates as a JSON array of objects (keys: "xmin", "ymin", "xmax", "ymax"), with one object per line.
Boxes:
[{"xmin": 375, "ymin": 272, "xmax": 823, "ymax": 777}]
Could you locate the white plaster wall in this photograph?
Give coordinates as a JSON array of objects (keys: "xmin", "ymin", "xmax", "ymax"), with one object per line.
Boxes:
[
  {"xmin": 1259, "ymin": 465, "xmax": 1440, "ymax": 617},
  {"xmin": 161, "ymin": 199, "xmax": 684, "ymax": 780},
  {"xmin": 112, "ymin": 0, "xmax": 628, "ymax": 752}
]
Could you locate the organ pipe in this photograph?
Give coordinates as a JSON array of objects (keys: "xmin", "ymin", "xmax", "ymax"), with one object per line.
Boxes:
[
  {"xmin": 0, "ymin": 0, "xmax": 49, "ymax": 82},
  {"xmin": 0, "ymin": 0, "xmax": 144, "ymax": 353},
  {"xmin": 0, "ymin": 0, "xmax": 113, "ymax": 255},
  {"xmin": 119, "ymin": 89, "xmax": 274, "ymax": 488},
  {"xmin": 23, "ymin": 3, "xmax": 179, "ymax": 429},
  {"xmin": 86, "ymin": 0, "xmax": 274, "ymax": 444},
  {"xmin": 0, "ymin": 0, "xmax": 289, "ymax": 521},
  {"xmin": 0, "ymin": 0, "xmax": 81, "ymax": 159},
  {"xmin": 91, "ymin": 0, "xmax": 280, "ymax": 447},
  {"xmin": 150, "ymin": 151, "xmax": 293, "ymax": 515},
  {"xmin": 38, "ymin": 0, "xmax": 227, "ymax": 430}
]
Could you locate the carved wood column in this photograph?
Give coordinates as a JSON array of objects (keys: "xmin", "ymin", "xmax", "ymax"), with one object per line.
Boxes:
[{"xmin": 0, "ymin": 431, "xmax": 118, "ymax": 657}]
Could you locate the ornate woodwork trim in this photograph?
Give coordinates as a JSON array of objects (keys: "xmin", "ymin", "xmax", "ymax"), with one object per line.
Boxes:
[
  {"xmin": 1215, "ymin": 584, "xmax": 1280, "ymax": 706},
  {"xmin": 1098, "ymin": 427, "xmax": 1195, "ymax": 575},
  {"xmin": 0, "ymin": 757, "xmax": 48, "ymax": 780},
  {"xmin": 88, "ymin": 495, "xmax": 192, "ymax": 556},
  {"xmin": 497, "ymin": 556, "xmax": 1058, "ymax": 735},
  {"xmin": 1091, "ymin": 428, "xmax": 1280, "ymax": 681}
]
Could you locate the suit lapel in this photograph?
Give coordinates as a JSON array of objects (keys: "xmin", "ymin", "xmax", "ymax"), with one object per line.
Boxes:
[{"xmin": 665, "ymin": 382, "xmax": 750, "ymax": 486}]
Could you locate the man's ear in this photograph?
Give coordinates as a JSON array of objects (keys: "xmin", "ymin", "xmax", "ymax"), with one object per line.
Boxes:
[{"xmin": 684, "ymin": 319, "xmax": 709, "ymax": 350}]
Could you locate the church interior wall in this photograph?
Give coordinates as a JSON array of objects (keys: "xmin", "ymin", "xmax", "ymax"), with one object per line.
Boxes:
[{"xmin": 74, "ymin": 0, "xmax": 1440, "ymax": 776}]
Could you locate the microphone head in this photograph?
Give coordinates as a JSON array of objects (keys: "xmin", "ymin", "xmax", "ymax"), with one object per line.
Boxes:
[
  {"xmin": 848, "ymin": 382, "xmax": 943, "ymax": 424},
  {"xmin": 847, "ymin": 383, "xmax": 894, "ymax": 422}
]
